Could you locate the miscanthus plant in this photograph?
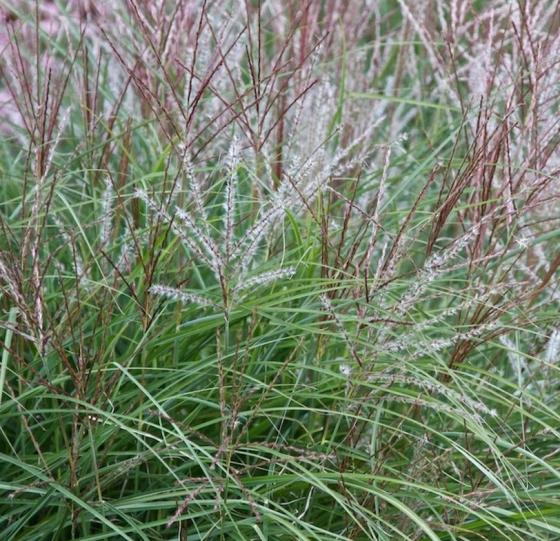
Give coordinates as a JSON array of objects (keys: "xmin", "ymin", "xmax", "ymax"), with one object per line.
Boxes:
[{"xmin": 1, "ymin": 1, "xmax": 560, "ymax": 540}]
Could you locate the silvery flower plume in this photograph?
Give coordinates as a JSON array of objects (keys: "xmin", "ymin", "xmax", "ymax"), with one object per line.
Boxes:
[{"xmin": 136, "ymin": 138, "xmax": 295, "ymax": 316}]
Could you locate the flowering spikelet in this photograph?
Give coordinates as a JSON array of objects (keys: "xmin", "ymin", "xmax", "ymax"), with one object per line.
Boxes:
[
  {"xmin": 367, "ymin": 372, "xmax": 497, "ymax": 417},
  {"xmin": 385, "ymin": 395, "xmax": 484, "ymax": 424},
  {"xmin": 232, "ymin": 206, "xmax": 282, "ymax": 274},
  {"xmin": 383, "ymin": 321, "xmax": 500, "ymax": 358},
  {"xmin": 234, "ymin": 267, "xmax": 295, "ymax": 294},
  {"xmin": 178, "ymin": 145, "xmax": 208, "ymax": 228},
  {"xmin": 134, "ymin": 188, "xmax": 216, "ymax": 272},
  {"xmin": 149, "ymin": 284, "xmax": 215, "ymax": 308},
  {"xmin": 100, "ymin": 176, "xmax": 114, "ymax": 247},
  {"xmin": 393, "ymin": 223, "xmax": 481, "ymax": 315},
  {"xmin": 224, "ymin": 135, "xmax": 239, "ymax": 260},
  {"xmin": 175, "ymin": 207, "xmax": 223, "ymax": 275},
  {"xmin": 116, "ymin": 233, "xmax": 135, "ymax": 274},
  {"xmin": 545, "ymin": 329, "xmax": 560, "ymax": 364}
]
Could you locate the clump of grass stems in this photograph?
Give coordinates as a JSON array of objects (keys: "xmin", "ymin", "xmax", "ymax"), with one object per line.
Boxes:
[{"xmin": 1, "ymin": 1, "xmax": 559, "ymax": 540}]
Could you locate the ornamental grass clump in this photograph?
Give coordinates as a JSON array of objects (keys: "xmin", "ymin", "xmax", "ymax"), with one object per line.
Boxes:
[{"xmin": 0, "ymin": 1, "xmax": 559, "ymax": 540}]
